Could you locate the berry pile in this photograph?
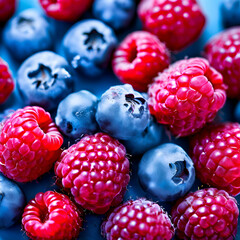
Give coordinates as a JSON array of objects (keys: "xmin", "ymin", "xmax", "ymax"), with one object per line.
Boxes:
[{"xmin": 1, "ymin": 0, "xmax": 240, "ymax": 240}]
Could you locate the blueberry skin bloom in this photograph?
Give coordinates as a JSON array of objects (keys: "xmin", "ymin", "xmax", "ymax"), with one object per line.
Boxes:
[
  {"xmin": 55, "ymin": 90, "xmax": 98, "ymax": 139},
  {"xmin": 96, "ymin": 84, "xmax": 149, "ymax": 140},
  {"xmin": 17, "ymin": 51, "xmax": 74, "ymax": 111},
  {"xmin": 3, "ymin": 9, "xmax": 54, "ymax": 61},
  {"xmin": 63, "ymin": 19, "xmax": 117, "ymax": 77},
  {"xmin": 0, "ymin": 174, "xmax": 25, "ymax": 228},
  {"xmin": 123, "ymin": 116, "xmax": 163, "ymax": 155},
  {"xmin": 138, "ymin": 143, "xmax": 195, "ymax": 202},
  {"xmin": 93, "ymin": 0, "xmax": 136, "ymax": 30},
  {"xmin": 221, "ymin": 0, "xmax": 240, "ymax": 28}
]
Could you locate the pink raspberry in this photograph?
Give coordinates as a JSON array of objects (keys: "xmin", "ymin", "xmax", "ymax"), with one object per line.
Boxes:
[
  {"xmin": 55, "ymin": 132, "xmax": 130, "ymax": 214},
  {"xmin": 39, "ymin": 0, "xmax": 93, "ymax": 21},
  {"xmin": 0, "ymin": 106, "xmax": 63, "ymax": 182},
  {"xmin": 102, "ymin": 198, "xmax": 175, "ymax": 240},
  {"xmin": 112, "ymin": 31, "xmax": 170, "ymax": 92},
  {"xmin": 22, "ymin": 191, "xmax": 83, "ymax": 240},
  {"xmin": 172, "ymin": 188, "xmax": 239, "ymax": 240},
  {"xmin": 148, "ymin": 57, "xmax": 227, "ymax": 137},
  {"xmin": 138, "ymin": 0, "xmax": 206, "ymax": 51},
  {"xmin": 190, "ymin": 122, "xmax": 240, "ymax": 196},
  {"xmin": 204, "ymin": 27, "xmax": 240, "ymax": 98},
  {"xmin": 0, "ymin": 58, "xmax": 14, "ymax": 104}
]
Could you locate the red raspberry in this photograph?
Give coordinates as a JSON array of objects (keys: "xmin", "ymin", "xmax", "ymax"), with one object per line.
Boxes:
[
  {"xmin": 171, "ymin": 188, "xmax": 239, "ymax": 240},
  {"xmin": 138, "ymin": 0, "xmax": 206, "ymax": 51},
  {"xmin": 0, "ymin": 106, "xmax": 63, "ymax": 182},
  {"xmin": 204, "ymin": 27, "xmax": 240, "ymax": 98},
  {"xmin": 112, "ymin": 31, "xmax": 170, "ymax": 92},
  {"xmin": 0, "ymin": 0, "xmax": 16, "ymax": 22},
  {"xmin": 39, "ymin": 0, "xmax": 93, "ymax": 21},
  {"xmin": 22, "ymin": 191, "xmax": 83, "ymax": 240},
  {"xmin": 148, "ymin": 58, "xmax": 226, "ymax": 137},
  {"xmin": 55, "ymin": 132, "xmax": 130, "ymax": 214},
  {"xmin": 102, "ymin": 198, "xmax": 175, "ymax": 240},
  {"xmin": 0, "ymin": 58, "xmax": 14, "ymax": 104},
  {"xmin": 190, "ymin": 122, "xmax": 240, "ymax": 196}
]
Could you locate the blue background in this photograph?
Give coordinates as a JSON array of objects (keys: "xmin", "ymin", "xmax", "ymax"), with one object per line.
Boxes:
[{"xmin": 0, "ymin": 0, "xmax": 239, "ymax": 239}]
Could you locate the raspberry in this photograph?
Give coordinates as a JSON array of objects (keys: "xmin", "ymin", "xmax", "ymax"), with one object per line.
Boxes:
[
  {"xmin": 190, "ymin": 122, "xmax": 240, "ymax": 196},
  {"xmin": 112, "ymin": 31, "xmax": 170, "ymax": 92},
  {"xmin": 55, "ymin": 132, "xmax": 130, "ymax": 214},
  {"xmin": 172, "ymin": 188, "xmax": 239, "ymax": 240},
  {"xmin": 0, "ymin": 58, "xmax": 14, "ymax": 104},
  {"xmin": 204, "ymin": 27, "xmax": 240, "ymax": 98},
  {"xmin": 102, "ymin": 198, "xmax": 175, "ymax": 240},
  {"xmin": 138, "ymin": 0, "xmax": 206, "ymax": 51},
  {"xmin": 39, "ymin": 0, "xmax": 93, "ymax": 21},
  {"xmin": 0, "ymin": 106, "xmax": 63, "ymax": 182},
  {"xmin": 0, "ymin": 0, "xmax": 16, "ymax": 22},
  {"xmin": 148, "ymin": 58, "xmax": 227, "ymax": 137},
  {"xmin": 22, "ymin": 191, "xmax": 83, "ymax": 240}
]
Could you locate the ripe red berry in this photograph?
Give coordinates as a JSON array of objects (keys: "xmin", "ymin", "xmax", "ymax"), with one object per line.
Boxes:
[
  {"xmin": 138, "ymin": 0, "xmax": 206, "ymax": 51},
  {"xmin": 190, "ymin": 122, "xmax": 240, "ymax": 196},
  {"xmin": 204, "ymin": 27, "xmax": 240, "ymax": 98},
  {"xmin": 22, "ymin": 191, "xmax": 83, "ymax": 240},
  {"xmin": 55, "ymin": 132, "xmax": 130, "ymax": 214},
  {"xmin": 148, "ymin": 57, "xmax": 226, "ymax": 137},
  {"xmin": 0, "ymin": 0, "xmax": 16, "ymax": 22},
  {"xmin": 112, "ymin": 31, "xmax": 170, "ymax": 92},
  {"xmin": 0, "ymin": 106, "xmax": 63, "ymax": 182},
  {"xmin": 172, "ymin": 188, "xmax": 239, "ymax": 240},
  {"xmin": 0, "ymin": 58, "xmax": 14, "ymax": 104},
  {"xmin": 102, "ymin": 198, "xmax": 175, "ymax": 240},
  {"xmin": 39, "ymin": 0, "xmax": 93, "ymax": 21}
]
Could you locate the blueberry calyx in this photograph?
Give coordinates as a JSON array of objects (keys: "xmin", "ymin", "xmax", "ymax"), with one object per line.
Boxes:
[
  {"xmin": 17, "ymin": 16, "xmax": 34, "ymax": 32},
  {"xmin": 28, "ymin": 64, "xmax": 57, "ymax": 90},
  {"xmin": 124, "ymin": 94, "xmax": 146, "ymax": 118},
  {"xmin": 0, "ymin": 192, "xmax": 4, "ymax": 203},
  {"xmin": 169, "ymin": 160, "xmax": 189, "ymax": 185},
  {"xmin": 83, "ymin": 29, "xmax": 106, "ymax": 52},
  {"xmin": 66, "ymin": 121, "xmax": 73, "ymax": 134}
]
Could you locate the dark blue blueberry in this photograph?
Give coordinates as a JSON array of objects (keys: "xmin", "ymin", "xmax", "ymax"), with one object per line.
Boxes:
[
  {"xmin": 96, "ymin": 84, "xmax": 149, "ymax": 140},
  {"xmin": 0, "ymin": 174, "xmax": 25, "ymax": 228},
  {"xmin": 123, "ymin": 116, "xmax": 163, "ymax": 155},
  {"xmin": 3, "ymin": 9, "xmax": 54, "ymax": 61},
  {"xmin": 17, "ymin": 51, "xmax": 74, "ymax": 111},
  {"xmin": 234, "ymin": 101, "xmax": 240, "ymax": 122},
  {"xmin": 93, "ymin": 0, "xmax": 136, "ymax": 30},
  {"xmin": 63, "ymin": 19, "xmax": 117, "ymax": 77},
  {"xmin": 221, "ymin": 0, "xmax": 240, "ymax": 28},
  {"xmin": 138, "ymin": 143, "xmax": 195, "ymax": 202},
  {"xmin": 55, "ymin": 90, "xmax": 99, "ymax": 139}
]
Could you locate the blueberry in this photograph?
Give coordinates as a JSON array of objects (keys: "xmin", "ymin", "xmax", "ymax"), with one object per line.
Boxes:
[
  {"xmin": 55, "ymin": 90, "xmax": 98, "ymax": 139},
  {"xmin": 123, "ymin": 116, "xmax": 163, "ymax": 155},
  {"xmin": 17, "ymin": 51, "xmax": 74, "ymax": 111},
  {"xmin": 3, "ymin": 9, "xmax": 54, "ymax": 61},
  {"xmin": 0, "ymin": 174, "xmax": 25, "ymax": 228},
  {"xmin": 63, "ymin": 19, "xmax": 117, "ymax": 77},
  {"xmin": 96, "ymin": 84, "xmax": 149, "ymax": 140},
  {"xmin": 234, "ymin": 101, "xmax": 240, "ymax": 122},
  {"xmin": 221, "ymin": 0, "xmax": 240, "ymax": 28},
  {"xmin": 93, "ymin": 0, "xmax": 136, "ymax": 30},
  {"xmin": 138, "ymin": 143, "xmax": 195, "ymax": 201}
]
